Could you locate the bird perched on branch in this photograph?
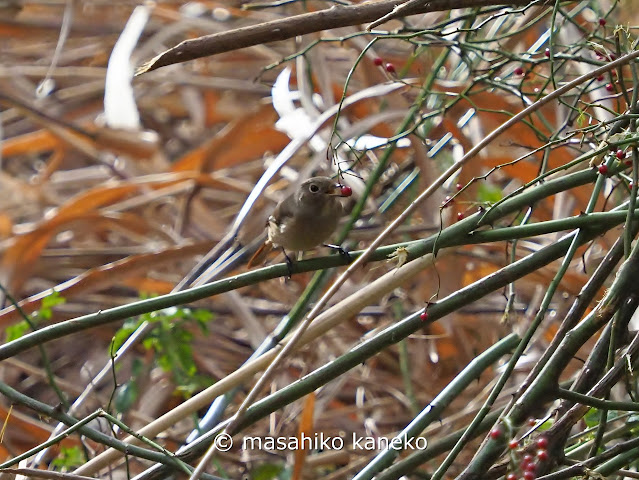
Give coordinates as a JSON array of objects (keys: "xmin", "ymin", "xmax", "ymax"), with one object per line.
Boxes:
[{"xmin": 249, "ymin": 176, "xmax": 353, "ymax": 268}]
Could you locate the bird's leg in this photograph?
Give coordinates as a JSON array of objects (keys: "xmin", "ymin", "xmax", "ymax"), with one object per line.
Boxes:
[
  {"xmin": 324, "ymin": 243, "xmax": 351, "ymax": 260},
  {"xmin": 282, "ymin": 247, "xmax": 294, "ymax": 278}
]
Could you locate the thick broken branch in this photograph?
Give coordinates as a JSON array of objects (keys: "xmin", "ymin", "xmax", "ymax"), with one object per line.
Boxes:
[{"xmin": 136, "ymin": 0, "xmax": 544, "ymax": 75}]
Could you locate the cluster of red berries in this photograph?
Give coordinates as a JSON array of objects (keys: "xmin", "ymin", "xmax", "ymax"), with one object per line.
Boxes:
[
  {"xmin": 373, "ymin": 57, "xmax": 396, "ymax": 74},
  {"xmin": 599, "ymin": 70, "xmax": 617, "ymax": 89},
  {"xmin": 442, "ymin": 185, "xmax": 468, "ymax": 220},
  {"xmin": 614, "ymin": 149, "xmax": 629, "ymax": 162},
  {"xmin": 591, "ymin": 28, "xmax": 618, "ymax": 92},
  {"xmin": 598, "ymin": 53, "xmax": 617, "ymax": 92},
  {"xmin": 622, "ymin": 147, "xmax": 634, "ymax": 188},
  {"xmin": 442, "ymin": 183, "xmax": 466, "ymax": 220},
  {"xmin": 597, "ymin": 52, "xmax": 616, "ymax": 62},
  {"xmin": 514, "ymin": 48, "xmax": 552, "ymax": 76},
  {"xmin": 491, "ymin": 431, "xmax": 550, "ymax": 480},
  {"xmin": 597, "ymin": 149, "xmax": 632, "ymax": 174},
  {"xmin": 441, "ymin": 197, "xmax": 466, "ymax": 221},
  {"xmin": 442, "ymin": 195, "xmax": 454, "ymax": 208}
]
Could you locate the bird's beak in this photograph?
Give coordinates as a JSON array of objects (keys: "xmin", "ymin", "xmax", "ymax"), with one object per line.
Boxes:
[{"xmin": 328, "ymin": 183, "xmax": 353, "ymax": 197}]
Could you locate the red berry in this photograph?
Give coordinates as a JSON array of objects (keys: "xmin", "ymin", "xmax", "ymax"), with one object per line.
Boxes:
[
  {"xmin": 515, "ymin": 66, "xmax": 524, "ymax": 75},
  {"xmin": 625, "ymin": 160, "xmax": 632, "ymax": 167},
  {"xmin": 489, "ymin": 427, "xmax": 502, "ymax": 439},
  {"xmin": 599, "ymin": 18, "xmax": 607, "ymax": 26},
  {"xmin": 442, "ymin": 195, "xmax": 454, "ymax": 207},
  {"xmin": 340, "ymin": 185, "xmax": 353, "ymax": 197},
  {"xmin": 522, "ymin": 454, "xmax": 533, "ymax": 465},
  {"xmin": 457, "ymin": 212, "xmax": 465, "ymax": 221},
  {"xmin": 528, "ymin": 418, "xmax": 537, "ymax": 427},
  {"xmin": 373, "ymin": 57, "xmax": 383, "ymax": 67},
  {"xmin": 523, "ymin": 471, "xmax": 536, "ymax": 480},
  {"xmin": 597, "ymin": 75, "xmax": 605, "ymax": 81},
  {"xmin": 536, "ymin": 437, "xmax": 549, "ymax": 449},
  {"xmin": 616, "ymin": 150, "xmax": 625, "ymax": 159},
  {"xmin": 509, "ymin": 439, "xmax": 519, "ymax": 450},
  {"xmin": 456, "ymin": 183, "xmax": 463, "ymax": 191},
  {"xmin": 385, "ymin": 62, "xmax": 396, "ymax": 74},
  {"xmin": 598, "ymin": 164, "xmax": 608, "ymax": 175},
  {"xmin": 525, "ymin": 462, "xmax": 537, "ymax": 472},
  {"xmin": 537, "ymin": 449, "xmax": 549, "ymax": 461},
  {"xmin": 544, "ymin": 48, "xmax": 550, "ymax": 58},
  {"xmin": 630, "ymin": 182, "xmax": 634, "ymax": 189},
  {"xmin": 420, "ymin": 310, "xmax": 428, "ymax": 321},
  {"xmin": 507, "ymin": 474, "xmax": 517, "ymax": 480},
  {"xmin": 606, "ymin": 83, "xmax": 614, "ymax": 92}
]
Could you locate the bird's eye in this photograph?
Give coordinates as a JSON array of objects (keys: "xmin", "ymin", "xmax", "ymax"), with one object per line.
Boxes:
[{"xmin": 309, "ymin": 184, "xmax": 319, "ymax": 193}]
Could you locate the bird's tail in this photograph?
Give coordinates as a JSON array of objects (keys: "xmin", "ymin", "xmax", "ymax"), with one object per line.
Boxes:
[{"xmin": 247, "ymin": 240, "xmax": 273, "ymax": 268}]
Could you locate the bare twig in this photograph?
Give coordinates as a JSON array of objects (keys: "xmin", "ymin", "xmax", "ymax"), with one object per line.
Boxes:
[
  {"xmin": 367, "ymin": 0, "xmax": 426, "ymax": 30},
  {"xmin": 1, "ymin": 468, "xmax": 95, "ymax": 480}
]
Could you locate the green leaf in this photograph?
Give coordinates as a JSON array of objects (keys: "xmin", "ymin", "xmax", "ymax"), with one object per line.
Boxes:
[
  {"xmin": 118, "ymin": 304, "xmax": 215, "ymax": 396},
  {"xmin": 477, "ymin": 183, "xmax": 504, "ymax": 205},
  {"xmin": 114, "ymin": 381, "xmax": 139, "ymax": 413},
  {"xmin": 193, "ymin": 308, "xmax": 214, "ymax": 324},
  {"xmin": 176, "ymin": 342, "xmax": 197, "ymax": 376},
  {"xmin": 142, "ymin": 337, "xmax": 157, "ymax": 350},
  {"xmin": 51, "ymin": 446, "xmax": 84, "ymax": 470},
  {"xmin": 42, "ymin": 290, "xmax": 66, "ymax": 309},
  {"xmin": 5, "ymin": 321, "xmax": 30, "ymax": 342},
  {"xmin": 131, "ymin": 357, "xmax": 145, "ymax": 377},
  {"xmin": 250, "ymin": 462, "xmax": 285, "ymax": 480},
  {"xmin": 39, "ymin": 291, "xmax": 66, "ymax": 321},
  {"xmin": 576, "ymin": 108, "xmax": 587, "ymax": 127},
  {"xmin": 157, "ymin": 353, "xmax": 172, "ymax": 372},
  {"xmin": 584, "ymin": 408, "xmax": 599, "ymax": 429},
  {"xmin": 111, "ymin": 318, "xmax": 142, "ymax": 352}
]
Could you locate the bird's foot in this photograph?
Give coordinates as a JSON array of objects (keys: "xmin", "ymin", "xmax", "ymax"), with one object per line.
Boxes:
[{"xmin": 282, "ymin": 248, "xmax": 294, "ymax": 278}]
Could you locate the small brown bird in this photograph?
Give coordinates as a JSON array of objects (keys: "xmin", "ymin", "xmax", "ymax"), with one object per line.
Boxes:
[{"xmin": 248, "ymin": 176, "xmax": 353, "ymax": 268}]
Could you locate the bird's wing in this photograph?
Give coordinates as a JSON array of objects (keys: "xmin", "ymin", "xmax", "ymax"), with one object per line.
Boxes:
[{"xmin": 270, "ymin": 194, "xmax": 297, "ymax": 226}]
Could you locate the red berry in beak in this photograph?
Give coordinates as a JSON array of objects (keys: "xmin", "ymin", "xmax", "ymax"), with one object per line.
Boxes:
[{"xmin": 340, "ymin": 185, "xmax": 353, "ymax": 197}]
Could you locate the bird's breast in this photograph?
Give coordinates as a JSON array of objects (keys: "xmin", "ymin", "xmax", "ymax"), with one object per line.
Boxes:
[{"xmin": 268, "ymin": 206, "xmax": 340, "ymax": 251}]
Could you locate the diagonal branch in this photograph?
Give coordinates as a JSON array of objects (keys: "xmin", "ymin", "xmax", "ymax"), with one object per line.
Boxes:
[{"xmin": 136, "ymin": 0, "xmax": 547, "ymax": 75}]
